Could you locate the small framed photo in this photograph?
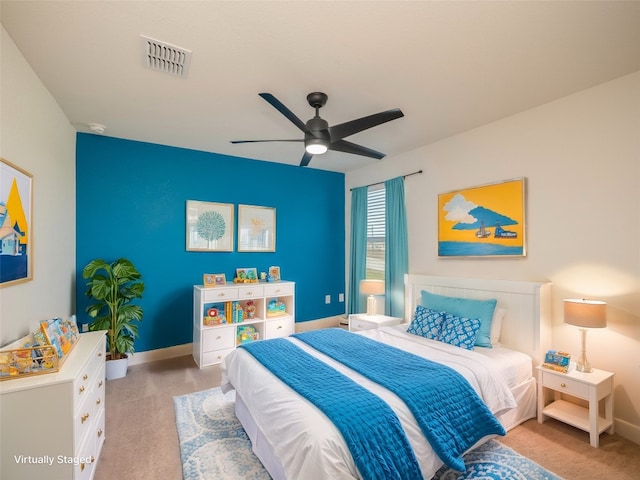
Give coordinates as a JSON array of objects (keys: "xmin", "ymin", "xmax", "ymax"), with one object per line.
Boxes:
[
  {"xmin": 235, "ymin": 267, "xmax": 258, "ymax": 283},
  {"xmin": 203, "ymin": 273, "xmax": 226, "ymax": 287},
  {"xmin": 269, "ymin": 266, "xmax": 281, "ymax": 281}
]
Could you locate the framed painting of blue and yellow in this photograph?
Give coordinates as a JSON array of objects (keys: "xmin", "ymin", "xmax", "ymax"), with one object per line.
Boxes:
[
  {"xmin": 438, "ymin": 178, "xmax": 526, "ymax": 257},
  {"xmin": 0, "ymin": 158, "xmax": 33, "ymax": 286}
]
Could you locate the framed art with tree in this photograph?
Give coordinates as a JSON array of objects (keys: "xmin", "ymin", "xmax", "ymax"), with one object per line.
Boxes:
[{"xmin": 186, "ymin": 200, "xmax": 234, "ymax": 252}]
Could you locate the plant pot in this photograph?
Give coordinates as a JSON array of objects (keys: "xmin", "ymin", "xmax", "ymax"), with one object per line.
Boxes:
[{"xmin": 105, "ymin": 355, "xmax": 128, "ymax": 380}]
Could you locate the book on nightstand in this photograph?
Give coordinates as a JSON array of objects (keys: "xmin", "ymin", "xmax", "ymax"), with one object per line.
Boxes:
[{"xmin": 542, "ymin": 350, "xmax": 571, "ymax": 373}]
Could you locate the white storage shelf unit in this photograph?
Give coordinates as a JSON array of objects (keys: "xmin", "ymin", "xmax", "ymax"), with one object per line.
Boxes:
[{"xmin": 193, "ymin": 281, "xmax": 295, "ymax": 367}]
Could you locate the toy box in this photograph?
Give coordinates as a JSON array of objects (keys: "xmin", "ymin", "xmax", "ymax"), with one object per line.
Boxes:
[
  {"xmin": 203, "ymin": 302, "xmax": 230, "ymax": 326},
  {"xmin": 236, "ymin": 325, "xmax": 259, "ymax": 345},
  {"xmin": 266, "ymin": 298, "xmax": 286, "ymax": 317}
]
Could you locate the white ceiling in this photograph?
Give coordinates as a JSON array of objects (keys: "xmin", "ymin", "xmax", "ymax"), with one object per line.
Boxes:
[{"xmin": 2, "ymin": 1, "xmax": 639, "ymax": 172}]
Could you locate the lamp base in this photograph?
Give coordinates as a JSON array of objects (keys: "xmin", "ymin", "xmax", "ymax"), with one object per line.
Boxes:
[
  {"xmin": 576, "ymin": 328, "xmax": 593, "ymax": 373},
  {"xmin": 366, "ymin": 295, "xmax": 377, "ymax": 316}
]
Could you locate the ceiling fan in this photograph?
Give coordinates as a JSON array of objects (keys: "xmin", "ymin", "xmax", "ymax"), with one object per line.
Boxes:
[{"xmin": 231, "ymin": 92, "xmax": 404, "ymax": 167}]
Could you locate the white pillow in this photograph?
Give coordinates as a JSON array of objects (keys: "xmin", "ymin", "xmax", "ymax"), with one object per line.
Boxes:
[{"xmin": 490, "ymin": 307, "xmax": 506, "ymax": 345}]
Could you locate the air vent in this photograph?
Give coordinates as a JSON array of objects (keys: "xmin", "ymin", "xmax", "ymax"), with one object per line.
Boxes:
[{"xmin": 140, "ymin": 35, "xmax": 191, "ymax": 78}]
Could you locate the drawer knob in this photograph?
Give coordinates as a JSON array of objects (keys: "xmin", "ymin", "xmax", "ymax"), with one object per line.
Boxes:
[
  {"xmin": 96, "ymin": 398, "xmax": 101, "ymax": 405},
  {"xmin": 83, "ymin": 374, "xmax": 88, "ymax": 380},
  {"xmin": 277, "ymin": 326, "xmax": 282, "ymax": 330},
  {"xmin": 247, "ymin": 291, "xmax": 253, "ymax": 295},
  {"xmin": 218, "ymin": 293, "xmax": 226, "ymax": 297},
  {"xmin": 79, "ymin": 386, "xmax": 85, "ymax": 394},
  {"xmin": 560, "ymin": 383, "xmax": 567, "ymax": 388},
  {"xmin": 98, "ymin": 429, "xmax": 103, "ymax": 438},
  {"xmin": 98, "ymin": 352, "xmax": 103, "ymax": 357},
  {"xmin": 98, "ymin": 381, "xmax": 103, "ymax": 388},
  {"xmin": 81, "ymin": 463, "xmax": 85, "ymax": 472},
  {"xmin": 82, "ymin": 413, "xmax": 90, "ymax": 423}
]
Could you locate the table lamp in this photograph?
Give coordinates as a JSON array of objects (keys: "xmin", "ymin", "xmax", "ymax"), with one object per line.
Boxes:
[
  {"xmin": 360, "ymin": 279, "xmax": 385, "ymax": 316},
  {"xmin": 563, "ymin": 298, "xmax": 607, "ymax": 373}
]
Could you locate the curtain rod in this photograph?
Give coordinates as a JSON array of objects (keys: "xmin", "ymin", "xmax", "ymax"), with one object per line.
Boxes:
[{"xmin": 349, "ymin": 170, "xmax": 423, "ymax": 191}]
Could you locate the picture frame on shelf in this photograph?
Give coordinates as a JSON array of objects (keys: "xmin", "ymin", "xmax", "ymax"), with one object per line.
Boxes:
[
  {"xmin": 269, "ymin": 266, "xmax": 281, "ymax": 281},
  {"xmin": 1, "ymin": 158, "xmax": 33, "ymax": 287},
  {"xmin": 437, "ymin": 177, "xmax": 526, "ymax": 257},
  {"xmin": 186, "ymin": 200, "xmax": 234, "ymax": 252},
  {"xmin": 235, "ymin": 267, "xmax": 258, "ymax": 283},
  {"xmin": 203, "ymin": 273, "xmax": 226, "ymax": 287},
  {"xmin": 238, "ymin": 204, "xmax": 275, "ymax": 252}
]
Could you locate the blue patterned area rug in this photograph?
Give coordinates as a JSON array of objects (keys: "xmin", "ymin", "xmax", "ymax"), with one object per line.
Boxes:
[{"xmin": 174, "ymin": 387, "xmax": 563, "ymax": 480}]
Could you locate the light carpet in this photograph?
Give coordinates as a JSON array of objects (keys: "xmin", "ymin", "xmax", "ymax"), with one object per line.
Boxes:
[{"xmin": 174, "ymin": 387, "xmax": 563, "ymax": 480}]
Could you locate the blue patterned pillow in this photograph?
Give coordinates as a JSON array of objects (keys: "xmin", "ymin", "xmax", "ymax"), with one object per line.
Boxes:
[
  {"xmin": 407, "ymin": 305, "xmax": 444, "ymax": 340},
  {"xmin": 437, "ymin": 313, "xmax": 482, "ymax": 350}
]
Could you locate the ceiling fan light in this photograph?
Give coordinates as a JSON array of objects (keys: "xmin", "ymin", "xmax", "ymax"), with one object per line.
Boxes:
[{"xmin": 305, "ymin": 143, "xmax": 328, "ymax": 155}]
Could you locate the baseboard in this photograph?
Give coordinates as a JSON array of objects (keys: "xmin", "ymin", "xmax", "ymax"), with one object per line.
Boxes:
[
  {"xmin": 127, "ymin": 316, "xmax": 347, "ymax": 365},
  {"xmin": 615, "ymin": 417, "xmax": 640, "ymax": 446},
  {"xmin": 294, "ymin": 315, "xmax": 344, "ymax": 332},
  {"xmin": 128, "ymin": 343, "xmax": 192, "ymax": 366}
]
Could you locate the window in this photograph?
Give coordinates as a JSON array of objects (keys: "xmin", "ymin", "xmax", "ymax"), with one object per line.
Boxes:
[{"xmin": 366, "ymin": 186, "xmax": 385, "ymax": 280}]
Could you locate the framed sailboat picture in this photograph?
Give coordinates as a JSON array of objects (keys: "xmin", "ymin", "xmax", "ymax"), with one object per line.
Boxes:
[{"xmin": 438, "ymin": 178, "xmax": 526, "ymax": 257}]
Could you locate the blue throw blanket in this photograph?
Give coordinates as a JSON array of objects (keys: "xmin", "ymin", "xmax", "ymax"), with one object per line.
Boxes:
[
  {"xmin": 240, "ymin": 338, "xmax": 422, "ymax": 480},
  {"xmin": 293, "ymin": 328, "xmax": 506, "ymax": 472}
]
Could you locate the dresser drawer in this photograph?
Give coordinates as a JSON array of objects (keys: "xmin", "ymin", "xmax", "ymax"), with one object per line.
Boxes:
[
  {"xmin": 202, "ymin": 348, "xmax": 235, "ymax": 366},
  {"xmin": 74, "ymin": 387, "xmax": 100, "ymax": 450},
  {"xmin": 265, "ymin": 316, "xmax": 294, "ymax": 339},
  {"xmin": 542, "ymin": 371, "xmax": 589, "ymax": 399},
  {"xmin": 203, "ymin": 287, "xmax": 239, "ymax": 302},
  {"xmin": 264, "ymin": 283, "xmax": 294, "ymax": 297},
  {"xmin": 73, "ymin": 338, "xmax": 106, "ymax": 415},
  {"xmin": 202, "ymin": 327, "xmax": 235, "ymax": 351},
  {"xmin": 238, "ymin": 286, "xmax": 264, "ymax": 299},
  {"xmin": 350, "ymin": 318, "xmax": 377, "ymax": 332}
]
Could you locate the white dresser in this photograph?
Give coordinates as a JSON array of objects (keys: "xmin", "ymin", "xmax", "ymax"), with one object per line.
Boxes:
[
  {"xmin": 0, "ymin": 330, "xmax": 107, "ymax": 480},
  {"xmin": 193, "ymin": 281, "xmax": 295, "ymax": 367}
]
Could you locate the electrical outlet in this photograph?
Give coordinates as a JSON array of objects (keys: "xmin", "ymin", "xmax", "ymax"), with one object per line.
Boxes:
[
  {"xmin": 339, "ymin": 293, "xmax": 344, "ymax": 302},
  {"xmin": 81, "ymin": 323, "xmax": 89, "ymax": 333},
  {"xmin": 325, "ymin": 295, "xmax": 331, "ymax": 304}
]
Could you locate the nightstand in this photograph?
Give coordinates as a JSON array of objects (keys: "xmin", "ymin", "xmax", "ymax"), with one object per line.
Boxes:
[
  {"xmin": 348, "ymin": 314, "xmax": 403, "ymax": 332},
  {"xmin": 536, "ymin": 365, "xmax": 614, "ymax": 447}
]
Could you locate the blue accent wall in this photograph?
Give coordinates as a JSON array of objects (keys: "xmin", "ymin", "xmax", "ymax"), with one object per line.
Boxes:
[{"xmin": 75, "ymin": 134, "xmax": 345, "ymax": 353}]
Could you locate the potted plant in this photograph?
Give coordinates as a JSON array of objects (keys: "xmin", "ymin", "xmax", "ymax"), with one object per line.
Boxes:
[{"xmin": 83, "ymin": 258, "xmax": 144, "ymax": 380}]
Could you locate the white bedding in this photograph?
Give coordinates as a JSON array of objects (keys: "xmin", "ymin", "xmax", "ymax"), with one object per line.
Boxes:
[{"xmin": 221, "ymin": 326, "xmax": 520, "ymax": 479}]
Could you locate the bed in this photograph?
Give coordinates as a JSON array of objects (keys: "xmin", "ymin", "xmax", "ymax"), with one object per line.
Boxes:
[{"xmin": 221, "ymin": 274, "xmax": 552, "ymax": 479}]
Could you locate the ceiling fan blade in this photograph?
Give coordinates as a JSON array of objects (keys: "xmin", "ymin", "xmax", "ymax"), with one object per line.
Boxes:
[
  {"xmin": 330, "ymin": 139, "xmax": 385, "ymax": 159},
  {"xmin": 300, "ymin": 151, "xmax": 313, "ymax": 167},
  {"xmin": 230, "ymin": 139, "xmax": 302, "ymax": 144},
  {"xmin": 259, "ymin": 93, "xmax": 312, "ymax": 134},
  {"xmin": 329, "ymin": 108, "xmax": 404, "ymax": 141}
]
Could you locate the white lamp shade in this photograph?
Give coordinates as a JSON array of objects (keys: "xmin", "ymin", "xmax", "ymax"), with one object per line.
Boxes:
[
  {"xmin": 360, "ymin": 279, "xmax": 385, "ymax": 296},
  {"xmin": 563, "ymin": 299, "xmax": 607, "ymax": 328}
]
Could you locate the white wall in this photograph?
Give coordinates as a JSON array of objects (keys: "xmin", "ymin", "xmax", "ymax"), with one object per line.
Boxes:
[
  {"xmin": 0, "ymin": 26, "xmax": 77, "ymax": 344},
  {"xmin": 346, "ymin": 71, "xmax": 640, "ymax": 444}
]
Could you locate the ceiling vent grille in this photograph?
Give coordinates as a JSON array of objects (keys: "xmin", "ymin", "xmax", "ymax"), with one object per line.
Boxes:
[{"xmin": 140, "ymin": 35, "xmax": 191, "ymax": 78}]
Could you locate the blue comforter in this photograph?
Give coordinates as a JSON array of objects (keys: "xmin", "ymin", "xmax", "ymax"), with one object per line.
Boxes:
[
  {"xmin": 240, "ymin": 338, "xmax": 423, "ymax": 480},
  {"xmin": 293, "ymin": 328, "xmax": 506, "ymax": 472}
]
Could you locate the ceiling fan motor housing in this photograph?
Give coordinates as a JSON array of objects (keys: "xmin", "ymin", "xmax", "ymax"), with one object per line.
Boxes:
[{"xmin": 307, "ymin": 92, "xmax": 328, "ymax": 108}]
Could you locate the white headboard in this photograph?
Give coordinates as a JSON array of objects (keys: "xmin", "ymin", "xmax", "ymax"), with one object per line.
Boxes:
[{"xmin": 404, "ymin": 274, "xmax": 552, "ymax": 368}]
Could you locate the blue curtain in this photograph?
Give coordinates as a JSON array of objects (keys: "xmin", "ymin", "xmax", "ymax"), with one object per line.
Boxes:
[
  {"xmin": 348, "ymin": 186, "xmax": 368, "ymax": 314},
  {"xmin": 384, "ymin": 177, "xmax": 408, "ymax": 318}
]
